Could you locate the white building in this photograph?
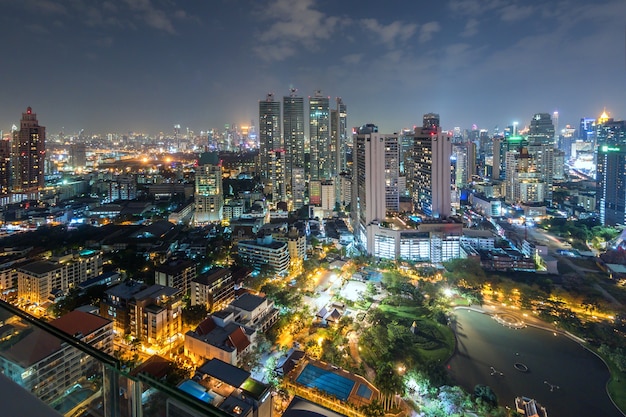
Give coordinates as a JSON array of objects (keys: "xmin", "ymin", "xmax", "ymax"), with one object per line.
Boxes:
[{"xmin": 237, "ymin": 234, "xmax": 290, "ymax": 276}]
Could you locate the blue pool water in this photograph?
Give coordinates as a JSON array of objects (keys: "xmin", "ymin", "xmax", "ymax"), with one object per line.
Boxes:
[
  {"xmin": 178, "ymin": 380, "xmax": 215, "ymax": 403},
  {"xmin": 356, "ymin": 384, "xmax": 372, "ymax": 399},
  {"xmin": 296, "ymin": 364, "xmax": 355, "ymax": 401}
]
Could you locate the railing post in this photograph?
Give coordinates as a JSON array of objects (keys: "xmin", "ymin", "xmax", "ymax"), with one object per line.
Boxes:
[{"xmin": 103, "ymin": 364, "xmax": 121, "ymax": 417}]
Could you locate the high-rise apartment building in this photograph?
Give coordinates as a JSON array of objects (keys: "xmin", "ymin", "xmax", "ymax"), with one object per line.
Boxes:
[
  {"xmin": 352, "ymin": 124, "xmax": 385, "ymax": 250},
  {"xmin": 332, "ymin": 98, "xmax": 348, "ymax": 174},
  {"xmin": 194, "ymin": 152, "xmax": 223, "ymax": 224},
  {"xmin": 283, "ymin": 89, "xmax": 305, "ymax": 209},
  {"xmin": 352, "ymin": 124, "xmax": 400, "ymax": 251},
  {"xmin": 410, "ymin": 114, "xmax": 452, "ymax": 218},
  {"xmin": 258, "ymin": 93, "xmax": 281, "ymax": 185},
  {"xmin": 0, "ymin": 138, "xmax": 11, "ymax": 195},
  {"xmin": 12, "ymin": 107, "xmax": 45, "ymax": 192},
  {"xmin": 331, "ymin": 98, "xmax": 348, "ymax": 207},
  {"xmin": 309, "ymin": 91, "xmax": 331, "ymax": 181}
]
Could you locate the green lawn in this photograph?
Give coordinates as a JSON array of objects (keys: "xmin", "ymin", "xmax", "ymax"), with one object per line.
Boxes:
[
  {"xmin": 377, "ymin": 304, "xmax": 455, "ymax": 362},
  {"xmin": 592, "ymin": 348, "xmax": 626, "ymax": 415}
]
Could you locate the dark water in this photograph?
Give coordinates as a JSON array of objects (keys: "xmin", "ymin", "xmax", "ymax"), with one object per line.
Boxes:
[{"xmin": 447, "ymin": 309, "xmax": 623, "ymax": 417}]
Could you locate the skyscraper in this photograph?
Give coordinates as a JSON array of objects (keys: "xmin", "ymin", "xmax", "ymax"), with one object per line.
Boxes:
[
  {"xmin": 308, "ymin": 90, "xmax": 331, "ymax": 181},
  {"xmin": 12, "ymin": 107, "xmax": 45, "ymax": 192},
  {"xmin": 528, "ymin": 113, "xmax": 555, "ymax": 146},
  {"xmin": 331, "ymin": 97, "xmax": 347, "ymax": 208},
  {"xmin": 597, "ymin": 144, "xmax": 626, "ymax": 226},
  {"xmin": 352, "ymin": 124, "xmax": 386, "ymax": 250},
  {"xmin": 410, "ymin": 114, "xmax": 452, "ymax": 218},
  {"xmin": 259, "ymin": 93, "xmax": 282, "ymax": 196},
  {"xmin": 283, "ymin": 88, "xmax": 305, "ymax": 209},
  {"xmin": 596, "ymin": 115, "xmax": 626, "ymax": 225}
]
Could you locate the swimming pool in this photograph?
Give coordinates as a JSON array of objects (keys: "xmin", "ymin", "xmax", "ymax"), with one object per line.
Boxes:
[{"xmin": 295, "ymin": 364, "xmax": 355, "ymax": 401}]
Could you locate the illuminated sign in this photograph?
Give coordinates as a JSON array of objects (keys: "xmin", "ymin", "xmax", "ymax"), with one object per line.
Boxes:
[{"xmin": 601, "ymin": 145, "xmax": 621, "ymax": 152}]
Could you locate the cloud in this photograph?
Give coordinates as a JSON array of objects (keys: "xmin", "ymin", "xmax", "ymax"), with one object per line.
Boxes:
[
  {"xmin": 419, "ymin": 21, "xmax": 440, "ymax": 43},
  {"xmin": 461, "ymin": 18, "xmax": 479, "ymax": 37},
  {"xmin": 342, "ymin": 53, "xmax": 363, "ymax": 65},
  {"xmin": 361, "ymin": 18, "xmax": 417, "ymax": 47},
  {"xmin": 123, "ymin": 0, "xmax": 176, "ymax": 34},
  {"xmin": 499, "ymin": 4, "xmax": 535, "ymax": 21},
  {"xmin": 23, "ymin": 0, "xmax": 68, "ymax": 15},
  {"xmin": 254, "ymin": 0, "xmax": 345, "ymax": 61}
]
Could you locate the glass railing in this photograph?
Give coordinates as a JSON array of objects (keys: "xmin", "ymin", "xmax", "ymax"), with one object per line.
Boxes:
[{"xmin": 0, "ymin": 300, "xmax": 230, "ymax": 417}]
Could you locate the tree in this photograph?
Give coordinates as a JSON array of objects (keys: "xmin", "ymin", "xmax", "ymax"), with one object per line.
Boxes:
[
  {"xmin": 474, "ymin": 384, "xmax": 498, "ymax": 407},
  {"xmin": 360, "ymin": 400, "xmax": 385, "ymax": 417},
  {"xmin": 182, "ymin": 304, "xmax": 208, "ymax": 327}
]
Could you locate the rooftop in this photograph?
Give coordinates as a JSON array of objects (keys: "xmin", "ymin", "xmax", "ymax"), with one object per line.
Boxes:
[
  {"xmin": 17, "ymin": 261, "xmax": 61, "ymax": 275},
  {"xmin": 197, "ymin": 358, "xmax": 250, "ymax": 388},
  {"xmin": 230, "ymin": 293, "xmax": 265, "ymax": 312},
  {"xmin": 51, "ymin": 310, "xmax": 112, "ymax": 338}
]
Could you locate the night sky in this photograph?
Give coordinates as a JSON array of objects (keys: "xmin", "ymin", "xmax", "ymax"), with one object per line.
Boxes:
[{"xmin": 2, "ymin": 0, "xmax": 625, "ymax": 136}]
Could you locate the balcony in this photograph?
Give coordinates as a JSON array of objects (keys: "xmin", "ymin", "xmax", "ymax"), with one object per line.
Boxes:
[{"xmin": 0, "ymin": 300, "xmax": 229, "ymax": 417}]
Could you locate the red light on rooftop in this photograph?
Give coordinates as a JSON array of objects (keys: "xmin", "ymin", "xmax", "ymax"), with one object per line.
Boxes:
[{"xmin": 26, "ymin": 107, "xmax": 32, "ymax": 114}]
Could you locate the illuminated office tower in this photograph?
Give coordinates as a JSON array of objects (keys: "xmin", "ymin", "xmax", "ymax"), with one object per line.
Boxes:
[
  {"xmin": 528, "ymin": 113, "xmax": 555, "ymax": 146},
  {"xmin": 579, "ymin": 117, "xmax": 596, "ymax": 141},
  {"xmin": 259, "ymin": 93, "xmax": 281, "ymax": 179},
  {"xmin": 267, "ymin": 149, "xmax": 286, "ymax": 203},
  {"xmin": 597, "ymin": 144, "xmax": 626, "ymax": 225},
  {"xmin": 12, "ymin": 107, "xmax": 45, "ymax": 192},
  {"xmin": 411, "ymin": 114, "xmax": 452, "ymax": 218},
  {"xmin": 283, "ymin": 88, "xmax": 305, "ymax": 208},
  {"xmin": 194, "ymin": 152, "xmax": 223, "ymax": 224},
  {"xmin": 309, "ymin": 90, "xmax": 331, "ymax": 181}
]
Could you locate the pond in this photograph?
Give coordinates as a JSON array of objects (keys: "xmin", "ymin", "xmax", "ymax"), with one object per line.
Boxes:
[{"xmin": 447, "ymin": 308, "xmax": 622, "ymax": 416}]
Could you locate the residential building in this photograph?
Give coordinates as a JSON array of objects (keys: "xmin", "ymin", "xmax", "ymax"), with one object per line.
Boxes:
[
  {"xmin": 259, "ymin": 93, "xmax": 281, "ymax": 186},
  {"xmin": 195, "ymin": 152, "xmax": 223, "ymax": 224},
  {"xmin": 100, "ymin": 280, "xmax": 146, "ymax": 335},
  {"xmin": 191, "ymin": 267, "xmax": 235, "ymax": 311},
  {"xmin": 237, "ymin": 234, "xmax": 290, "ymax": 276},
  {"xmin": 17, "ymin": 250, "xmax": 103, "ymax": 304},
  {"xmin": 228, "ymin": 293, "xmax": 279, "ymax": 333},
  {"xmin": 12, "ymin": 107, "xmax": 45, "ymax": 193},
  {"xmin": 154, "ymin": 258, "xmax": 197, "ymax": 295},
  {"xmin": 309, "ymin": 91, "xmax": 331, "ymax": 182},
  {"xmin": 0, "ymin": 310, "xmax": 113, "ymax": 405},
  {"xmin": 283, "ymin": 89, "xmax": 305, "ymax": 209},
  {"xmin": 410, "ymin": 115, "xmax": 452, "ymax": 218},
  {"xmin": 169, "ymin": 358, "xmax": 272, "ymax": 417},
  {"xmin": 184, "ymin": 311, "xmax": 254, "ymax": 366},
  {"xmin": 128, "ymin": 284, "xmax": 183, "ymax": 345}
]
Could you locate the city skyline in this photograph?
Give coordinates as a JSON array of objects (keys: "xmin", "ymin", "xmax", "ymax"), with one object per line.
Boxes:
[{"xmin": 1, "ymin": 0, "xmax": 626, "ymax": 135}]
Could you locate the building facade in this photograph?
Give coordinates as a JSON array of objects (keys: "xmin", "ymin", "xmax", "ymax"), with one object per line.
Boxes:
[{"xmin": 12, "ymin": 107, "xmax": 45, "ymax": 192}]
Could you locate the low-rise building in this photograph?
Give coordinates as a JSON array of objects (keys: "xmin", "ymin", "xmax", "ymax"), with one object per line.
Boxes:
[
  {"xmin": 0, "ymin": 310, "xmax": 113, "ymax": 405},
  {"xmin": 129, "ymin": 284, "xmax": 183, "ymax": 345},
  {"xmin": 17, "ymin": 250, "xmax": 103, "ymax": 304},
  {"xmin": 184, "ymin": 312, "xmax": 254, "ymax": 366},
  {"xmin": 237, "ymin": 235, "xmax": 289, "ymax": 276},
  {"xmin": 169, "ymin": 358, "xmax": 272, "ymax": 417},
  {"xmin": 228, "ymin": 293, "xmax": 279, "ymax": 333},
  {"xmin": 154, "ymin": 258, "xmax": 197, "ymax": 295},
  {"xmin": 191, "ymin": 267, "xmax": 235, "ymax": 311}
]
